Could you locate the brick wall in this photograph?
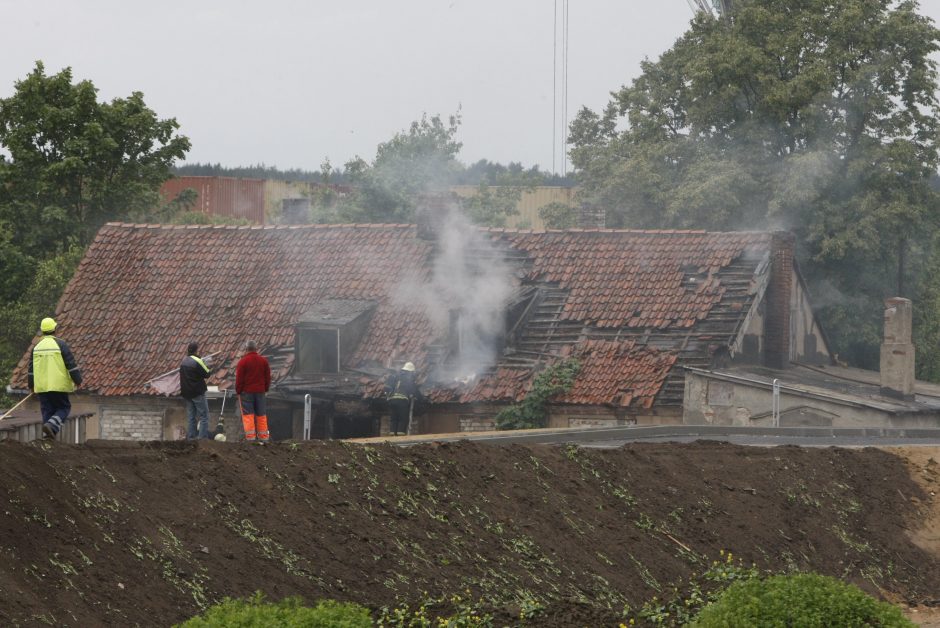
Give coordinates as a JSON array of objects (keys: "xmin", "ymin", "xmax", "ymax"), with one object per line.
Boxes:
[
  {"xmin": 764, "ymin": 232, "xmax": 794, "ymax": 369},
  {"xmin": 568, "ymin": 417, "xmax": 635, "ymax": 428},
  {"xmin": 459, "ymin": 415, "xmax": 496, "ymax": 432},
  {"xmin": 578, "ymin": 205, "xmax": 606, "ymax": 228},
  {"xmin": 100, "ymin": 409, "xmax": 164, "ymax": 441}
]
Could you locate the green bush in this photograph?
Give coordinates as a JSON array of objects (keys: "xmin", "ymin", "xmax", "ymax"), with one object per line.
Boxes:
[
  {"xmin": 495, "ymin": 359, "xmax": 581, "ymax": 430},
  {"xmin": 177, "ymin": 592, "xmax": 372, "ymax": 627},
  {"xmin": 691, "ymin": 573, "xmax": 913, "ymax": 628}
]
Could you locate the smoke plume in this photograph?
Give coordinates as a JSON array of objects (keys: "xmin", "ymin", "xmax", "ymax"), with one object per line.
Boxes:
[{"xmin": 395, "ymin": 205, "xmax": 515, "ymax": 381}]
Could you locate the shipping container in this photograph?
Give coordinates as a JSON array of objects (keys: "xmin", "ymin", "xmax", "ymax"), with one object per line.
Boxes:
[{"xmin": 160, "ymin": 176, "xmax": 266, "ymax": 224}]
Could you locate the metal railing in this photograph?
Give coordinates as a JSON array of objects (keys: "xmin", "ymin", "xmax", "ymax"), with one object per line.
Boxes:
[{"xmin": 0, "ymin": 414, "xmax": 90, "ymax": 443}]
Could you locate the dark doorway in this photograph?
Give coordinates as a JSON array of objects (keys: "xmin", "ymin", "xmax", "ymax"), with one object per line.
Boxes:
[
  {"xmin": 267, "ymin": 405, "xmax": 294, "ymax": 440},
  {"xmin": 331, "ymin": 415, "xmax": 377, "ymax": 439}
]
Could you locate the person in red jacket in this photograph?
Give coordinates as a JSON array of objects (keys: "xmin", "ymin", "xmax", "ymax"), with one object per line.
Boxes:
[{"xmin": 235, "ymin": 340, "xmax": 271, "ymax": 443}]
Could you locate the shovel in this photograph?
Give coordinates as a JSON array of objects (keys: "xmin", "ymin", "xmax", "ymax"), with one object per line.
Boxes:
[{"xmin": 213, "ymin": 389, "xmax": 228, "ymax": 440}]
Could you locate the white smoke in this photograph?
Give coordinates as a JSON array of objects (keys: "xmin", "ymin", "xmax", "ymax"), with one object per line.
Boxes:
[{"xmin": 394, "ymin": 206, "xmax": 515, "ymax": 380}]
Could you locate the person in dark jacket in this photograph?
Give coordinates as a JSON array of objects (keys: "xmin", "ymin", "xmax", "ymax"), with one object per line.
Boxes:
[
  {"xmin": 235, "ymin": 340, "xmax": 271, "ymax": 443},
  {"xmin": 179, "ymin": 342, "xmax": 211, "ymax": 439},
  {"xmin": 384, "ymin": 362, "xmax": 423, "ymax": 435},
  {"xmin": 28, "ymin": 317, "xmax": 82, "ymax": 439}
]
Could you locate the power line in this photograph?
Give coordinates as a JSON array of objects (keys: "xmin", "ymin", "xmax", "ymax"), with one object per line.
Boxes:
[
  {"xmin": 563, "ymin": 0, "xmax": 569, "ymax": 176},
  {"xmin": 551, "ymin": 0, "xmax": 571, "ymax": 177},
  {"xmin": 552, "ymin": 0, "xmax": 557, "ymax": 176}
]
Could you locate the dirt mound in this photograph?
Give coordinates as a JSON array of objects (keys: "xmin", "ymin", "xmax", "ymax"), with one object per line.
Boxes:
[{"xmin": 1, "ymin": 439, "xmax": 938, "ymax": 627}]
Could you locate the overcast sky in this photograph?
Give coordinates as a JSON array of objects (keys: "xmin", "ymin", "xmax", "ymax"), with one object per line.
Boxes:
[{"xmin": 2, "ymin": 1, "xmax": 939, "ymax": 174}]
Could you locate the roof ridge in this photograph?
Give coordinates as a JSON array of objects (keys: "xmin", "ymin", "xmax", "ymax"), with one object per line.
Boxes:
[
  {"xmin": 102, "ymin": 222, "xmax": 416, "ymax": 230},
  {"xmin": 101, "ymin": 222, "xmax": 780, "ymax": 237},
  {"xmin": 480, "ymin": 226, "xmax": 777, "ymax": 236}
]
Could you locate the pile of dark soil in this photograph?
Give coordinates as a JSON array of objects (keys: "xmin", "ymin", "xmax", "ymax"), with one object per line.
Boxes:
[{"xmin": 1, "ymin": 439, "xmax": 937, "ymax": 627}]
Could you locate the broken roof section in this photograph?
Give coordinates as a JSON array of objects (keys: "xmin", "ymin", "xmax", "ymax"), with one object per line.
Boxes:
[{"xmin": 10, "ymin": 222, "xmax": 780, "ymax": 410}]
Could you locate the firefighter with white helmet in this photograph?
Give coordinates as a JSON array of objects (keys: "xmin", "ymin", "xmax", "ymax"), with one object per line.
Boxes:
[{"xmin": 384, "ymin": 361, "xmax": 423, "ymax": 436}]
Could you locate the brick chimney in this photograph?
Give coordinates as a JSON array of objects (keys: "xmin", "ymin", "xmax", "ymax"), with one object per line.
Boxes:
[
  {"xmin": 763, "ymin": 231, "xmax": 794, "ymax": 370},
  {"xmin": 880, "ymin": 297, "xmax": 915, "ymax": 400}
]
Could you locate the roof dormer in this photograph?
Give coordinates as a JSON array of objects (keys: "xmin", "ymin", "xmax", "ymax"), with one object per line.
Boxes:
[{"xmin": 294, "ymin": 299, "xmax": 377, "ymax": 374}]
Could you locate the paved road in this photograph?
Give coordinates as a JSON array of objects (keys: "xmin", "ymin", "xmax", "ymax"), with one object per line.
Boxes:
[
  {"xmin": 579, "ymin": 434, "xmax": 940, "ymax": 448},
  {"xmin": 361, "ymin": 425, "xmax": 940, "ymax": 449}
]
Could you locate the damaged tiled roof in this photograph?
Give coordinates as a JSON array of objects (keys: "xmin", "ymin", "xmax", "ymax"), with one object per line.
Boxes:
[
  {"xmin": 427, "ymin": 340, "xmax": 677, "ymax": 408},
  {"xmin": 491, "ymin": 229, "xmax": 771, "ymax": 329},
  {"xmin": 558, "ymin": 339, "xmax": 678, "ymax": 408},
  {"xmin": 11, "ymin": 223, "xmax": 775, "ymax": 409},
  {"xmin": 12, "ymin": 223, "xmax": 436, "ymax": 396},
  {"xmin": 426, "ymin": 366, "xmax": 533, "ymax": 404}
]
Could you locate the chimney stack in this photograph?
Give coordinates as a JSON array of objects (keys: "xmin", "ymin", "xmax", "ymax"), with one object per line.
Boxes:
[
  {"xmin": 763, "ymin": 231, "xmax": 794, "ymax": 369},
  {"xmin": 880, "ymin": 297, "xmax": 915, "ymax": 399}
]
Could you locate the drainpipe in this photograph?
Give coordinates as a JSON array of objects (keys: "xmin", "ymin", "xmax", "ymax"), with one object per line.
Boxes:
[
  {"xmin": 772, "ymin": 379, "xmax": 780, "ymax": 427},
  {"xmin": 303, "ymin": 394, "xmax": 312, "ymax": 440}
]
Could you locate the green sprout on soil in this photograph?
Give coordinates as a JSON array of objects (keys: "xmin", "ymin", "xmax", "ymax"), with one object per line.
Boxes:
[
  {"xmin": 92, "ymin": 464, "xmax": 117, "ymax": 483},
  {"xmin": 596, "ymin": 551, "xmax": 615, "ymax": 566},
  {"xmin": 401, "ymin": 461, "xmax": 420, "ymax": 478},
  {"xmin": 377, "ymin": 591, "xmax": 496, "ymax": 627},
  {"xmin": 48, "ymin": 554, "xmax": 78, "ymax": 576},
  {"xmin": 125, "ymin": 532, "xmax": 210, "ymax": 609},
  {"xmin": 629, "ymin": 553, "xmax": 661, "ymax": 592},
  {"xmin": 831, "ymin": 525, "xmax": 872, "ymax": 553},
  {"xmin": 635, "ymin": 513, "xmax": 655, "ymax": 531},
  {"xmin": 627, "ymin": 550, "xmax": 760, "ymax": 626},
  {"xmin": 25, "ymin": 509, "xmax": 52, "ymax": 528}
]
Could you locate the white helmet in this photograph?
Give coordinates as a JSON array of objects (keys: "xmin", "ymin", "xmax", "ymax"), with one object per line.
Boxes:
[{"xmin": 402, "ymin": 362, "xmax": 416, "ymax": 372}]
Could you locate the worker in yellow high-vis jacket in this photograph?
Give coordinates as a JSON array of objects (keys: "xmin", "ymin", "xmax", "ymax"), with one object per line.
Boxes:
[{"xmin": 27, "ymin": 318, "xmax": 82, "ymax": 439}]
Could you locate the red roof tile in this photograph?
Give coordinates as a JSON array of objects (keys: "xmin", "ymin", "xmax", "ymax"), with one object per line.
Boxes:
[
  {"xmin": 11, "ymin": 224, "xmax": 775, "ymax": 409},
  {"xmin": 427, "ymin": 340, "xmax": 676, "ymax": 407},
  {"xmin": 12, "ymin": 223, "xmax": 436, "ymax": 396},
  {"xmin": 495, "ymin": 230, "xmax": 770, "ymax": 329},
  {"xmin": 558, "ymin": 340, "xmax": 678, "ymax": 408}
]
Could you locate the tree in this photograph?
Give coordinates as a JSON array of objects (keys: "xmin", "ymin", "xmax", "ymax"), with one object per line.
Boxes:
[
  {"xmin": 0, "ymin": 62, "xmax": 190, "ymax": 400},
  {"xmin": 173, "ymin": 162, "xmax": 348, "ymax": 184},
  {"xmin": 539, "ymin": 201, "xmax": 579, "ymax": 229},
  {"xmin": 0, "ymin": 246, "xmax": 84, "ymax": 402},
  {"xmin": 456, "ymin": 164, "xmax": 544, "ymax": 227},
  {"xmin": 569, "ymin": 0, "xmax": 940, "ymax": 369},
  {"xmin": 322, "ymin": 113, "xmax": 464, "ymax": 224},
  {"xmin": 0, "ymin": 61, "xmax": 191, "ymax": 251},
  {"xmin": 308, "ymin": 113, "xmax": 527, "ymax": 226}
]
